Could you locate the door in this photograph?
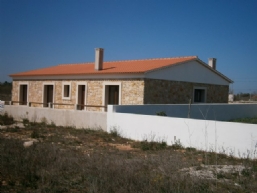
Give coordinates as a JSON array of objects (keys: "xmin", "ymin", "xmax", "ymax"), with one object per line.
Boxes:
[
  {"xmin": 47, "ymin": 85, "xmax": 53, "ymax": 104},
  {"xmin": 19, "ymin": 85, "xmax": 28, "ymax": 105},
  {"xmin": 108, "ymin": 86, "xmax": 119, "ymax": 105},
  {"xmin": 44, "ymin": 85, "xmax": 54, "ymax": 107},
  {"xmin": 77, "ymin": 85, "xmax": 85, "ymax": 110}
]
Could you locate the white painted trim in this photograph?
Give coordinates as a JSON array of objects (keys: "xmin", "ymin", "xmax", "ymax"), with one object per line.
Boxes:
[
  {"xmin": 102, "ymin": 81, "xmax": 122, "ymax": 112},
  {"xmin": 193, "ymin": 86, "xmax": 207, "ymax": 103},
  {"xmin": 42, "ymin": 82, "xmax": 55, "ymax": 108},
  {"xmin": 76, "ymin": 82, "xmax": 88, "ymax": 110},
  {"xmin": 18, "ymin": 81, "xmax": 29, "ymax": 85},
  {"xmin": 62, "ymin": 82, "xmax": 71, "ymax": 100},
  {"xmin": 18, "ymin": 82, "xmax": 29, "ymax": 105}
]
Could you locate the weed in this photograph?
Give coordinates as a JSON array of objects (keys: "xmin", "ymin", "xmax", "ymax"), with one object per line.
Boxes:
[
  {"xmin": 22, "ymin": 118, "xmax": 30, "ymax": 126},
  {"xmin": 110, "ymin": 126, "xmax": 121, "ymax": 137},
  {"xmin": 0, "ymin": 112, "xmax": 14, "ymax": 125},
  {"xmin": 195, "ymin": 165, "xmax": 203, "ymax": 170},
  {"xmin": 217, "ymin": 172, "xmax": 226, "ymax": 179},
  {"xmin": 186, "ymin": 147, "xmax": 197, "ymax": 152},
  {"xmin": 40, "ymin": 117, "xmax": 47, "ymax": 127},
  {"xmin": 230, "ymin": 116, "xmax": 257, "ymax": 124},
  {"xmin": 7, "ymin": 126, "xmax": 20, "ymax": 132},
  {"xmin": 171, "ymin": 140, "xmax": 184, "ymax": 150},
  {"xmin": 241, "ymin": 168, "xmax": 251, "ymax": 177},
  {"xmin": 49, "ymin": 121, "xmax": 56, "ymax": 128},
  {"xmin": 31, "ymin": 129, "xmax": 40, "ymax": 138},
  {"xmin": 133, "ymin": 140, "xmax": 167, "ymax": 151},
  {"xmin": 8, "ymin": 180, "xmax": 16, "ymax": 186},
  {"xmin": 156, "ymin": 111, "xmax": 167, "ymax": 116}
]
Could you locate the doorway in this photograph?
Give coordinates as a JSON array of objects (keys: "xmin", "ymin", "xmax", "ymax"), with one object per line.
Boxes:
[
  {"xmin": 77, "ymin": 85, "xmax": 86, "ymax": 110},
  {"xmin": 19, "ymin": 84, "xmax": 28, "ymax": 105},
  {"xmin": 108, "ymin": 85, "xmax": 119, "ymax": 105},
  {"xmin": 104, "ymin": 85, "xmax": 120, "ymax": 105},
  {"xmin": 43, "ymin": 85, "xmax": 54, "ymax": 107}
]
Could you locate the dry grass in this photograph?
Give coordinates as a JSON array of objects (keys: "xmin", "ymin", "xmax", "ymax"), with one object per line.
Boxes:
[
  {"xmin": 230, "ymin": 116, "xmax": 257, "ymax": 124},
  {"xmin": 0, "ymin": 117, "xmax": 257, "ymax": 192}
]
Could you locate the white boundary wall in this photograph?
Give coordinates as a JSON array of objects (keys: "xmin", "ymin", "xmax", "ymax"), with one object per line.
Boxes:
[
  {"xmin": 107, "ymin": 111, "xmax": 257, "ymax": 159},
  {"xmin": 109, "ymin": 104, "xmax": 257, "ymax": 121},
  {"xmin": 4, "ymin": 106, "xmax": 107, "ymax": 131},
  {"xmin": 3, "ymin": 104, "xmax": 257, "ymax": 158},
  {"xmin": 0, "ymin": 100, "xmax": 4, "ymax": 113}
]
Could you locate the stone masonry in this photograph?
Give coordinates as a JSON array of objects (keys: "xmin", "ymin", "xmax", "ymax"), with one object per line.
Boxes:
[
  {"xmin": 12, "ymin": 79, "xmax": 145, "ymax": 111},
  {"xmin": 11, "ymin": 78, "xmax": 228, "ymax": 111},
  {"xmin": 144, "ymin": 79, "xmax": 229, "ymax": 104}
]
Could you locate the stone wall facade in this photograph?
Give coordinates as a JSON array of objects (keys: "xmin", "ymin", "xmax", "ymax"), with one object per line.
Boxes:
[
  {"xmin": 144, "ymin": 79, "xmax": 229, "ymax": 104},
  {"xmin": 11, "ymin": 78, "xmax": 228, "ymax": 111},
  {"xmin": 12, "ymin": 79, "xmax": 145, "ymax": 111},
  {"xmin": 11, "ymin": 81, "xmax": 19, "ymax": 103}
]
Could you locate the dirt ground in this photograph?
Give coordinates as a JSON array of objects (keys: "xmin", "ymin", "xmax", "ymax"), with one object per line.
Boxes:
[{"xmin": 1, "ymin": 121, "xmax": 257, "ymax": 193}]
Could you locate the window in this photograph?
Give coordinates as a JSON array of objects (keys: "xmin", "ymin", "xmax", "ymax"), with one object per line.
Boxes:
[
  {"xmin": 62, "ymin": 83, "xmax": 71, "ymax": 100},
  {"xmin": 64, "ymin": 85, "xmax": 70, "ymax": 97},
  {"xmin": 194, "ymin": 88, "xmax": 206, "ymax": 103}
]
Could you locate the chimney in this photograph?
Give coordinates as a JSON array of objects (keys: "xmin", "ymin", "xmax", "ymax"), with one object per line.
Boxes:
[
  {"xmin": 95, "ymin": 48, "xmax": 104, "ymax": 71},
  {"xmin": 208, "ymin": 58, "xmax": 216, "ymax": 70}
]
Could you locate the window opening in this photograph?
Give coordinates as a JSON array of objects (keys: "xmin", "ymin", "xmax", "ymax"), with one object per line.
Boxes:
[
  {"xmin": 63, "ymin": 85, "xmax": 70, "ymax": 98},
  {"xmin": 194, "ymin": 89, "xmax": 206, "ymax": 103},
  {"xmin": 108, "ymin": 85, "xmax": 119, "ymax": 105}
]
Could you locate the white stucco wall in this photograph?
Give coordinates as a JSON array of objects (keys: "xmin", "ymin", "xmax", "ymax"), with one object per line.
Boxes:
[
  {"xmin": 4, "ymin": 105, "xmax": 107, "ymax": 131},
  {"xmin": 109, "ymin": 104, "xmax": 257, "ymax": 121},
  {"xmin": 107, "ymin": 112, "xmax": 257, "ymax": 158},
  {"xmin": 145, "ymin": 60, "xmax": 230, "ymax": 85},
  {"xmin": 0, "ymin": 100, "xmax": 4, "ymax": 112},
  {"xmin": 3, "ymin": 104, "xmax": 257, "ymax": 158}
]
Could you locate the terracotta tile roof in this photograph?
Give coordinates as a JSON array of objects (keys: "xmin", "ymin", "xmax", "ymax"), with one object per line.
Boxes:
[{"xmin": 10, "ymin": 56, "xmax": 197, "ymax": 77}]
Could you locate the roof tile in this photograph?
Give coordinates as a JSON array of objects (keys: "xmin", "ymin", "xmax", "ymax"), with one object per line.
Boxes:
[{"xmin": 10, "ymin": 56, "xmax": 197, "ymax": 77}]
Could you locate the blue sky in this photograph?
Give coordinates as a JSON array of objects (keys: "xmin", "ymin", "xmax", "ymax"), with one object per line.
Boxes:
[{"xmin": 0, "ymin": 0, "xmax": 256, "ymax": 93}]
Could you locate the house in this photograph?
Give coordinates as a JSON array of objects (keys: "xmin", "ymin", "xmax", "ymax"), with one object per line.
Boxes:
[{"xmin": 9, "ymin": 48, "xmax": 233, "ymax": 111}]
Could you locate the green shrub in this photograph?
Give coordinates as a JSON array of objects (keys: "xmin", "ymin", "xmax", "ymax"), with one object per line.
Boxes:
[
  {"xmin": 171, "ymin": 140, "xmax": 184, "ymax": 150},
  {"xmin": 135, "ymin": 140, "xmax": 167, "ymax": 151},
  {"xmin": 49, "ymin": 121, "xmax": 56, "ymax": 128},
  {"xmin": 40, "ymin": 117, "xmax": 48, "ymax": 127},
  {"xmin": 241, "ymin": 168, "xmax": 251, "ymax": 177},
  {"xmin": 110, "ymin": 127, "xmax": 121, "ymax": 137},
  {"xmin": 230, "ymin": 116, "xmax": 257, "ymax": 124},
  {"xmin": 156, "ymin": 111, "xmax": 167, "ymax": 116},
  {"xmin": 0, "ymin": 113, "xmax": 14, "ymax": 125},
  {"xmin": 31, "ymin": 129, "xmax": 40, "ymax": 138},
  {"xmin": 7, "ymin": 126, "xmax": 20, "ymax": 132},
  {"xmin": 23, "ymin": 118, "xmax": 30, "ymax": 127},
  {"xmin": 186, "ymin": 147, "xmax": 197, "ymax": 152}
]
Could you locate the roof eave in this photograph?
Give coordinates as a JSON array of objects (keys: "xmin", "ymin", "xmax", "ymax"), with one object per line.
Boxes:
[{"xmin": 10, "ymin": 73, "xmax": 145, "ymax": 80}]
